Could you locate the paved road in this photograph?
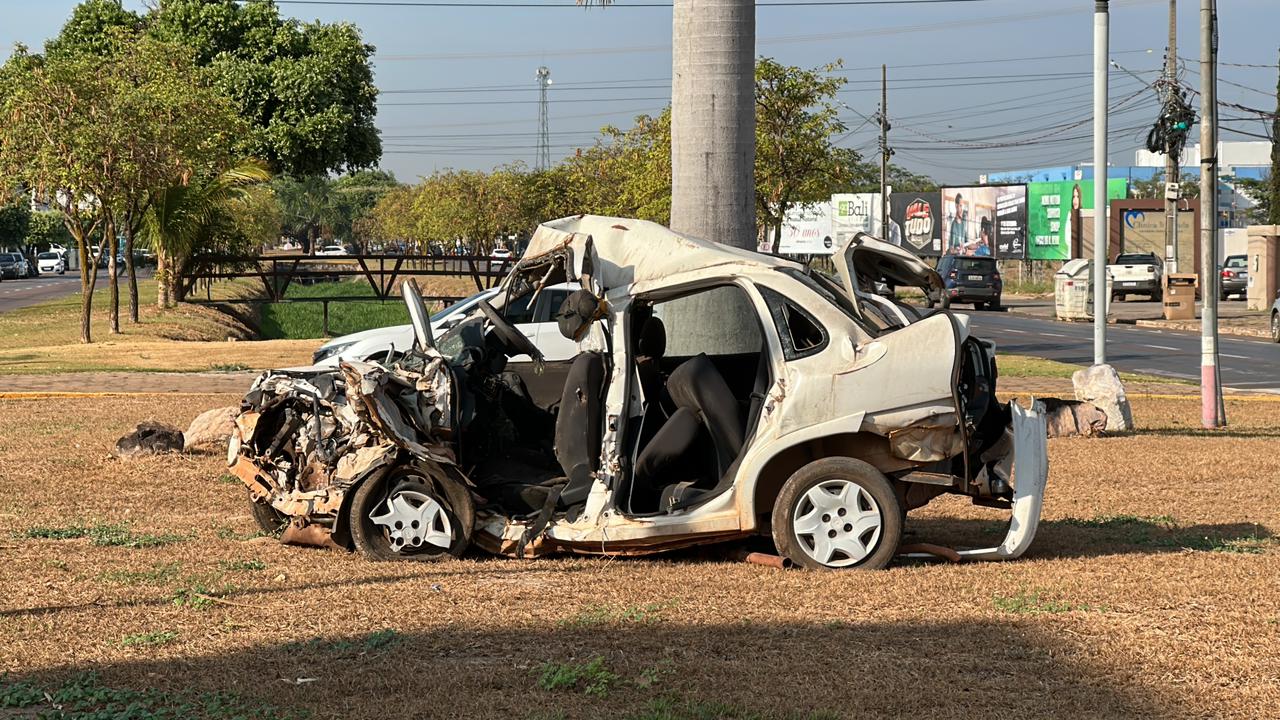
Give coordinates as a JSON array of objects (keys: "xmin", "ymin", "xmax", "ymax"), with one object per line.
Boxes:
[
  {"xmin": 0, "ymin": 269, "xmax": 151, "ymax": 314},
  {"xmin": 962, "ymin": 308, "xmax": 1280, "ymax": 393}
]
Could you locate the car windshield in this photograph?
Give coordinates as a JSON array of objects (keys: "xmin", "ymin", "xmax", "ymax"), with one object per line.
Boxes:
[
  {"xmin": 1224, "ymin": 256, "xmax": 1246, "ymax": 268},
  {"xmin": 954, "ymin": 257, "xmax": 995, "ymax": 272},
  {"xmin": 38, "ymin": 253, "xmax": 57, "ymax": 260},
  {"xmin": 430, "ymin": 295, "xmax": 480, "ymax": 322},
  {"xmin": 434, "ymin": 316, "xmax": 485, "ymax": 364}
]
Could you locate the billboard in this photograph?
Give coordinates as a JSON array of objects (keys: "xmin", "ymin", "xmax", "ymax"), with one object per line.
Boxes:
[
  {"xmin": 993, "ymin": 185, "xmax": 1028, "ymax": 259},
  {"xmin": 831, "ymin": 193, "xmax": 881, "ymax": 245},
  {"xmin": 888, "ymin": 192, "xmax": 942, "ymax": 256},
  {"xmin": 1026, "ymin": 179, "xmax": 1128, "ymax": 260},
  {"xmin": 775, "ymin": 202, "xmax": 835, "ymax": 255}
]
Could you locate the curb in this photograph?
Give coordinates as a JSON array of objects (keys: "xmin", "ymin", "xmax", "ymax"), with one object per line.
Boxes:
[{"xmin": 0, "ymin": 391, "xmax": 240, "ymax": 399}]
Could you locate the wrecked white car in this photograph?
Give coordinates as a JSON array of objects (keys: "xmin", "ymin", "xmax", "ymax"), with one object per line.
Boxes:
[{"xmin": 229, "ymin": 216, "xmax": 1047, "ymax": 570}]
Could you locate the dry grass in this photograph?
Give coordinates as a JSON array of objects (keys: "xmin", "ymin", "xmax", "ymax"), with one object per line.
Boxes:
[{"xmin": 1, "ymin": 393, "xmax": 1278, "ymax": 719}]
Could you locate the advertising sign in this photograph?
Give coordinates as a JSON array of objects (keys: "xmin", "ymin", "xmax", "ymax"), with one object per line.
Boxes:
[
  {"xmin": 993, "ymin": 185, "xmax": 1027, "ymax": 259},
  {"xmin": 941, "ymin": 186, "xmax": 998, "ymax": 257},
  {"xmin": 888, "ymin": 192, "xmax": 942, "ymax": 256},
  {"xmin": 776, "ymin": 202, "xmax": 834, "ymax": 255},
  {"xmin": 830, "ymin": 193, "xmax": 881, "ymax": 244},
  {"xmin": 1026, "ymin": 180, "xmax": 1128, "ymax": 260}
]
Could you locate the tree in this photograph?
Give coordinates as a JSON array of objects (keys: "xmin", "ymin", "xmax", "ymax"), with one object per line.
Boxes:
[
  {"xmin": 332, "ymin": 170, "xmax": 399, "ymax": 252},
  {"xmin": 0, "ymin": 34, "xmax": 243, "ymax": 341},
  {"xmin": 755, "ymin": 58, "xmax": 859, "ymax": 252},
  {"xmin": 0, "ymin": 188, "xmax": 32, "ymax": 250},
  {"xmin": 43, "ymin": 0, "xmax": 142, "ymax": 60},
  {"xmin": 274, "ymin": 175, "xmax": 343, "ymax": 253},
  {"xmin": 143, "ymin": 161, "xmax": 272, "ymax": 307},
  {"xmin": 149, "ymin": 0, "xmax": 381, "ymax": 176},
  {"xmin": 1131, "ymin": 170, "xmax": 1199, "ymax": 200}
]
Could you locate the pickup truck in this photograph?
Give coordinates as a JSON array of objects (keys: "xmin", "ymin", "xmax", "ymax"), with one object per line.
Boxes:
[{"xmin": 1109, "ymin": 252, "xmax": 1163, "ymax": 301}]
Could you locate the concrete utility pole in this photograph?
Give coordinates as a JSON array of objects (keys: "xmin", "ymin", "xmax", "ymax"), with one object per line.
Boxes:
[
  {"xmin": 1199, "ymin": 0, "xmax": 1225, "ymax": 427},
  {"xmin": 1164, "ymin": 0, "xmax": 1180, "ymax": 273},
  {"xmin": 878, "ymin": 64, "xmax": 891, "ymax": 240},
  {"xmin": 1093, "ymin": 0, "xmax": 1110, "ymax": 366}
]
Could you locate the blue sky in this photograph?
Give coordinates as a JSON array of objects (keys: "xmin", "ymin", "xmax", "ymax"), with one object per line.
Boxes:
[{"xmin": 2, "ymin": 0, "xmax": 1276, "ymax": 184}]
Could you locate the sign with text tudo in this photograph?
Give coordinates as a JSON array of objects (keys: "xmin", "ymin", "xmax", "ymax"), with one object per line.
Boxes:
[{"xmin": 889, "ymin": 192, "xmax": 942, "ymax": 257}]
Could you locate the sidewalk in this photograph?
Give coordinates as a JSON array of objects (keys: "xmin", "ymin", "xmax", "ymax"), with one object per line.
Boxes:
[
  {"xmin": 1005, "ymin": 298, "xmax": 1272, "ymax": 339},
  {"xmin": 0, "ymin": 370, "xmax": 257, "ymax": 396}
]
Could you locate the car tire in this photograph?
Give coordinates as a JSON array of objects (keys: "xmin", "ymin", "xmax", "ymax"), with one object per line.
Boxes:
[
  {"xmin": 1272, "ymin": 312, "xmax": 1279, "ymax": 343},
  {"xmin": 771, "ymin": 458, "xmax": 903, "ymax": 571},
  {"xmin": 349, "ymin": 467, "xmax": 472, "ymax": 562},
  {"xmin": 989, "ymin": 296, "xmax": 1002, "ymax": 311},
  {"xmin": 247, "ymin": 490, "xmax": 289, "ymax": 535}
]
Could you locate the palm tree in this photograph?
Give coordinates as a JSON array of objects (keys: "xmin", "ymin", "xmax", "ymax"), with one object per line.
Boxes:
[
  {"xmin": 274, "ymin": 175, "xmax": 343, "ymax": 254},
  {"xmin": 579, "ymin": 0, "xmax": 756, "ymax": 249},
  {"xmin": 143, "ymin": 161, "xmax": 271, "ymax": 308}
]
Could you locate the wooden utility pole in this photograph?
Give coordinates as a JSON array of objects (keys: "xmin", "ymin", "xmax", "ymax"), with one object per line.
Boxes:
[
  {"xmin": 1199, "ymin": 0, "xmax": 1225, "ymax": 427},
  {"xmin": 1164, "ymin": 0, "xmax": 1180, "ymax": 272},
  {"xmin": 878, "ymin": 64, "xmax": 890, "ymax": 240}
]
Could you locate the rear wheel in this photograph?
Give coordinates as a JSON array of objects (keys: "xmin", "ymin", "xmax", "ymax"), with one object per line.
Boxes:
[
  {"xmin": 974, "ymin": 302, "xmax": 986, "ymax": 311},
  {"xmin": 989, "ymin": 296, "xmax": 1002, "ymax": 311},
  {"xmin": 771, "ymin": 458, "xmax": 902, "ymax": 570},
  {"xmin": 349, "ymin": 467, "xmax": 472, "ymax": 561}
]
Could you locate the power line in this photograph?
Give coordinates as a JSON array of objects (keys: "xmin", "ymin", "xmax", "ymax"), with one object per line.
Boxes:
[
  {"xmin": 277, "ymin": 0, "xmax": 1004, "ymax": 7},
  {"xmin": 374, "ymin": 0, "xmax": 1164, "ymax": 61}
]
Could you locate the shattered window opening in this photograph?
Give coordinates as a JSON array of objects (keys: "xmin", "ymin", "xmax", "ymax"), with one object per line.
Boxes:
[{"xmin": 758, "ymin": 286, "xmax": 828, "ymax": 361}]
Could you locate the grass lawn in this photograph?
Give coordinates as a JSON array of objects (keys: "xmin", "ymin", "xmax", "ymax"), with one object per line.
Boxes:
[
  {"xmin": 0, "ymin": 274, "xmax": 483, "ymax": 373},
  {"xmin": 996, "ymin": 354, "xmax": 1189, "ymax": 385},
  {"xmin": 0, "ymin": 391, "xmax": 1277, "ymax": 718}
]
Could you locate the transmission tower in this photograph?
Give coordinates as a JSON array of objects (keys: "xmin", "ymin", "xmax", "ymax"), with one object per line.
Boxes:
[{"xmin": 536, "ymin": 66, "xmax": 552, "ymax": 171}]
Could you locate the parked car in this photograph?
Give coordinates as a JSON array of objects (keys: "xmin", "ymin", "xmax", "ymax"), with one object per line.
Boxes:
[
  {"xmin": 1271, "ymin": 294, "xmax": 1279, "ymax": 343},
  {"xmin": 1220, "ymin": 254, "xmax": 1247, "ymax": 301},
  {"xmin": 0, "ymin": 252, "xmax": 29, "ymax": 279},
  {"xmin": 927, "ymin": 254, "xmax": 1002, "ymax": 310},
  {"xmin": 311, "ymin": 283, "xmax": 581, "ymax": 367},
  {"xmin": 316, "ymin": 245, "xmax": 350, "ymax": 257},
  {"xmin": 36, "ymin": 251, "xmax": 66, "ymax": 275},
  {"xmin": 230, "ymin": 216, "xmax": 1048, "ymax": 571},
  {"xmin": 1108, "ymin": 252, "xmax": 1163, "ymax": 301}
]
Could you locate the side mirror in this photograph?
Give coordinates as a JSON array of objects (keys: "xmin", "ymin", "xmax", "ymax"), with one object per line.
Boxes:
[{"xmin": 401, "ymin": 280, "xmax": 434, "ymax": 350}]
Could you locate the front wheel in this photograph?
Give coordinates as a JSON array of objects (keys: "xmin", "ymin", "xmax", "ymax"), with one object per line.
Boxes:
[
  {"xmin": 247, "ymin": 490, "xmax": 288, "ymax": 536},
  {"xmin": 349, "ymin": 467, "xmax": 472, "ymax": 561},
  {"xmin": 771, "ymin": 458, "xmax": 903, "ymax": 570}
]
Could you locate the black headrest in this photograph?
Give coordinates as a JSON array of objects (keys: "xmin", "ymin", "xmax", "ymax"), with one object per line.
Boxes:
[
  {"xmin": 556, "ymin": 289, "xmax": 605, "ymax": 341},
  {"xmin": 637, "ymin": 317, "xmax": 666, "ymax": 359}
]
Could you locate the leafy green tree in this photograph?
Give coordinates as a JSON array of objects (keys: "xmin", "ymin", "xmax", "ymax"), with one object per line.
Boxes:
[
  {"xmin": 754, "ymin": 58, "xmax": 859, "ymax": 251},
  {"xmin": 43, "ymin": 0, "xmax": 143, "ymax": 60},
  {"xmin": 24, "ymin": 210, "xmax": 73, "ymax": 253},
  {"xmin": 149, "ymin": 0, "xmax": 380, "ymax": 176},
  {"xmin": 143, "ymin": 161, "xmax": 272, "ymax": 307},
  {"xmin": 0, "ymin": 188, "xmax": 32, "ymax": 250},
  {"xmin": 273, "ymin": 175, "xmax": 344, "ymax": 253},
  {"xmin": 0, "ymin": 33, "xmax": 243, "ymax": 340},
  {"xmin": 333, "ymin": 170, "xmax": 399, "ymax": 251}
]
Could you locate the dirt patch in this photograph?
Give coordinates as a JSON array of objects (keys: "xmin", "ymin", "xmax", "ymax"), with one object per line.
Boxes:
[{"xmin": 0, "ymin": 394, "xmax": 1277, "ymax": 719}]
